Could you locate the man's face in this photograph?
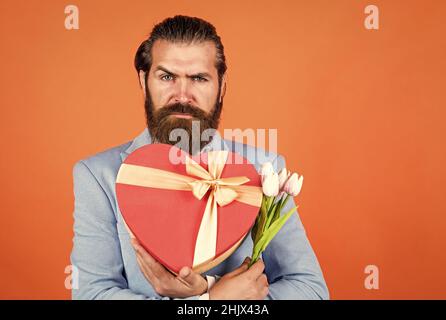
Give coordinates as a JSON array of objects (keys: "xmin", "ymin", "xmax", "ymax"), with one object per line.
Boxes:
[{"xmin": 142, "ymin": 40, "xmax": 225, "ymax": 154}]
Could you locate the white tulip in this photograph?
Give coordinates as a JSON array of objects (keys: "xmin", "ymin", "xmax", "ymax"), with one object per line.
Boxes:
[
  {"xmin": 284, "ymin": 173, "xmax": 303, "ymax": 196},
  {"xmin": 262, "ymin": 172, "xmax": 280, "ymax": 197},
  {"xmin": 260, "ymin": 162, "xmax": 274, "ymax": 177}
]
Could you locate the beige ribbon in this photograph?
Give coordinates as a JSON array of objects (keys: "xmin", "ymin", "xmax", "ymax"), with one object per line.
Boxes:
[{"xmin": 116, "ymin": 150, "xmax": 262, "ymax": 268}]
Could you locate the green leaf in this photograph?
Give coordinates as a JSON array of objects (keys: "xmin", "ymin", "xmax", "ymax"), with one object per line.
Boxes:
[
  {"xmin": 273, "ymin": 195, "xmax": 290, "ymax": 224},
  {"xmin": 261, "ymin": 205, "xmax": 298, "ymax": 252},
  {"xmin": 261, "ymin": 195, "xmax": 268, "ymax": 213},
  {"xmin": 254, "ymin": 197, "xmax": 268, "ymax": 243},
  {"xmin": 251, "ymin": 218, "xmax": 258, "ymax": 243},
  {"xmin": 252, "ymin": 205, "xmax": 298, "ymax": 258},
  {"xmin": 266, "ymin": 196, "xmax": 274, "ymax": 212},
  {"xmin": 264, "ymin": 200, "xmax": 279, "ymax": 232}
]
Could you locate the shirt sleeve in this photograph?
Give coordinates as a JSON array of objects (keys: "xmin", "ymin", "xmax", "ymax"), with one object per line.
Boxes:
[
  {"xmin": 198, "ymin": 275, "xmax": 218, "ymax": 300},
  {"xmin": 261, "ymin": 155, "xmax": 330, "ymax": 300},
  {"xmin": 70, "ymin": 160, "xmax": 202, "ymax": 300}
]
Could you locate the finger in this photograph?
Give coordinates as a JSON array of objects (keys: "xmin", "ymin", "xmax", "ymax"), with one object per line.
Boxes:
[
  {"xmin": 135, "ymin": 250, "xmax": 170, "ymax": 288},
  {"xmin": 132, "ymin": 241, "xmax": 170, "ymax": 278},
  {"xmin": 256, "ymin": 273, "xmax": 269, "ymax": 287},
  {"xmin": 136, "ymin": 253, "xmax": 156, "ymax": 283},
  {"xmin": 138, "ymin": 261, "xmax": 165, "ymax": 295},
  {"xmin": 245, "ymin": 259, "xmax": 265, "ymax": 279},
  {"xmin": 254, "ymin": 278, "xmax": 269, "ymax": 300},
  {"xmin": 132, "ymin": 240, "xmax": 157, "ymax": 265},
  {"xmin": 178, "ymin": 266, "xmax": 205, "ymax": 289},
  {"xmin": 130, "ymin": 238, "xmax": 140, "ymax": 247},
  {"xmin": 226, "ymin": 257, "xmax": 251, "ymax": 277},
  {"xmin": 260, "ymin": 286, "xmax": 269, "ymax": 299},
  {"xmin": 136, "ymin": 252, "xmax": 155, "ymax": 279},
  {"xmin": 178, "ymin": 267, "xmax": 193, "ymax": 286},
  {"xmin": 136, "ymin": 253, "xmax": 176, "ymax": 296}
]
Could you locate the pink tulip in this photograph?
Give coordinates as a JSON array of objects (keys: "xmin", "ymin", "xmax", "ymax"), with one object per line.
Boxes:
[{"xmin": 283, "ymin": 173, "xmax": 303, "ymax": 196}]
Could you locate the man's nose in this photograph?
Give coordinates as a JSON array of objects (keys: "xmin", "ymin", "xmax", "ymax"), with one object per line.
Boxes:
[{"xmin": 173, "ymin": 79, "xmax": 193, "ymax": 104}]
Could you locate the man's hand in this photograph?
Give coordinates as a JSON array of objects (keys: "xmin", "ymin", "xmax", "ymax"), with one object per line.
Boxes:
[
  {"xmin": 131, "ymin": 238, "xmax": 208, "ymax": 298},
  {"xmin": 209, "ymin": 257, "xmax": 269, "ymax": 300}
]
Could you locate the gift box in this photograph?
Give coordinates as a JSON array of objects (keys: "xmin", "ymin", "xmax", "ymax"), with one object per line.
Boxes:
[{"xmin": 115, "ymin": 144, "xmax": 262, "ymax": 275}]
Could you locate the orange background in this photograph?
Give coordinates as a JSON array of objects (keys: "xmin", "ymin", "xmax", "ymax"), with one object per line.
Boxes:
[{"xmin": 1, "ymin": 0, "xmax": 445, "ymax": 299}]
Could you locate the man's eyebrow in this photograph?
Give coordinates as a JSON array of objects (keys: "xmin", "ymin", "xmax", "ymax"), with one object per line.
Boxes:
[
  {"xmin": 155, "ymin": 65, "xmax": 177, "ymax": 76},
  {"xmin": 187, "ymin": 72, "xmax": 212, "ymax": 79},
  {"xmin": 154, "ymin": 65, "xmax": 212, "ymax": 79}
]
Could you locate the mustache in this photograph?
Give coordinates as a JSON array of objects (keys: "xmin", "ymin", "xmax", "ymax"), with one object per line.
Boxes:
[{"xmin": 154, "ymin": 102, "xmax": 210, "ymax": 120}]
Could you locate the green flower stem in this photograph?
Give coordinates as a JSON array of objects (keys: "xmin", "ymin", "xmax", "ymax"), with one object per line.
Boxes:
[
  {"xmin": 262, "ymin": 196, "xmax": 275, "ymax": 233},
  {"xmin": 248, "ymin": 194, "xmax": 299, "ymax": 268},
  {"xmin": 249, "ymin": 194, "xmax": 297, "ymax": 268},
  {"xmin": 266, "ymin": 196, "xmax": 273, "ymax": 212},
  {"xmin": 252, "ymin": 196, "xmax": 266, "ymax": 245},
  {"xmin": 264, "ymin": 202, "xmax": 276, "ymax": 232}
]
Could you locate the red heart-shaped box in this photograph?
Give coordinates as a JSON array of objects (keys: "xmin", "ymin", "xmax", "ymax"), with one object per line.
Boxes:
[{"xmin": 116, "ymin": 144, "xmax": 261, "ymax": 274}]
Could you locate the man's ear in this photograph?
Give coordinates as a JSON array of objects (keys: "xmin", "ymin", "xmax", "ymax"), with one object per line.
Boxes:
[
  {"xmin": 138, "ymin": 70, "xmax": 146, "ymax": 98},
  {"xmin": 219, "ymin": 73, "xmax": 227, "ymax": 103}
]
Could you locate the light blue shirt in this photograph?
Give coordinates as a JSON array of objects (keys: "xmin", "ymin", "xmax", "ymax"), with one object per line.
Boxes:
[{"xmin": 70, "ymin": 128, "xmax": 329, "ymax": 300}]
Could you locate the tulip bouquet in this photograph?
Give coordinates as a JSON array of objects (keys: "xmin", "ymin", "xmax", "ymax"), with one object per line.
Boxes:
[{"xmin": 249, "ymin": 162, "xmax": 304, "ymax": 268}]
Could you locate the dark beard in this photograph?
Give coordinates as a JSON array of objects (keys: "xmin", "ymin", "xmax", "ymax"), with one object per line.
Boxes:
[{"xmin": 144, "ymin": 87, "xmax": 223, "ymax": 155}]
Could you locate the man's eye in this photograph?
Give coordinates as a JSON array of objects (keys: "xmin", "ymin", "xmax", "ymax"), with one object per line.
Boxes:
[
  {"xmin": 193, "ymin": 76, "xmax": 207, "ymax": 82},
  {"xmin": 161, "ymin": 74, "xmax": 174, "ymax": 81}
]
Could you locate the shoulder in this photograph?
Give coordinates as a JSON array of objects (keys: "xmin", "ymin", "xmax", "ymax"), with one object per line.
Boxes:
[{"xmin": 72, "ymin": 140, "xmax": 132, "ymax": 197}]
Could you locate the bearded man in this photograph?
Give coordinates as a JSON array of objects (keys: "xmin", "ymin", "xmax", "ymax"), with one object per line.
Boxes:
[{"xmin": 70, "ymin": 15, "xmax": 328, "ymax": 300}]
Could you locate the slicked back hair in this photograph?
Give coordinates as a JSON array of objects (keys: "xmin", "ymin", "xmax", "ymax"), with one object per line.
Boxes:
[{"xmin": 134, "ymin": 15, "xmax": 227, "ymax": 86}]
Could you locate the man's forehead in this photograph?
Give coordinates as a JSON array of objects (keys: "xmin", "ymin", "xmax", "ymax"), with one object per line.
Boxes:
[{"xmin": 150, "ymin": 39, "xmax": 217, "ymax": 74}]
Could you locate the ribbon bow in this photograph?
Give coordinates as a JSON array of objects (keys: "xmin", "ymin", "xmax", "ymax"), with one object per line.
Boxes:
[{"xmin": 116, "ymin": 150, "xmax": 262, "ymax": 268}]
